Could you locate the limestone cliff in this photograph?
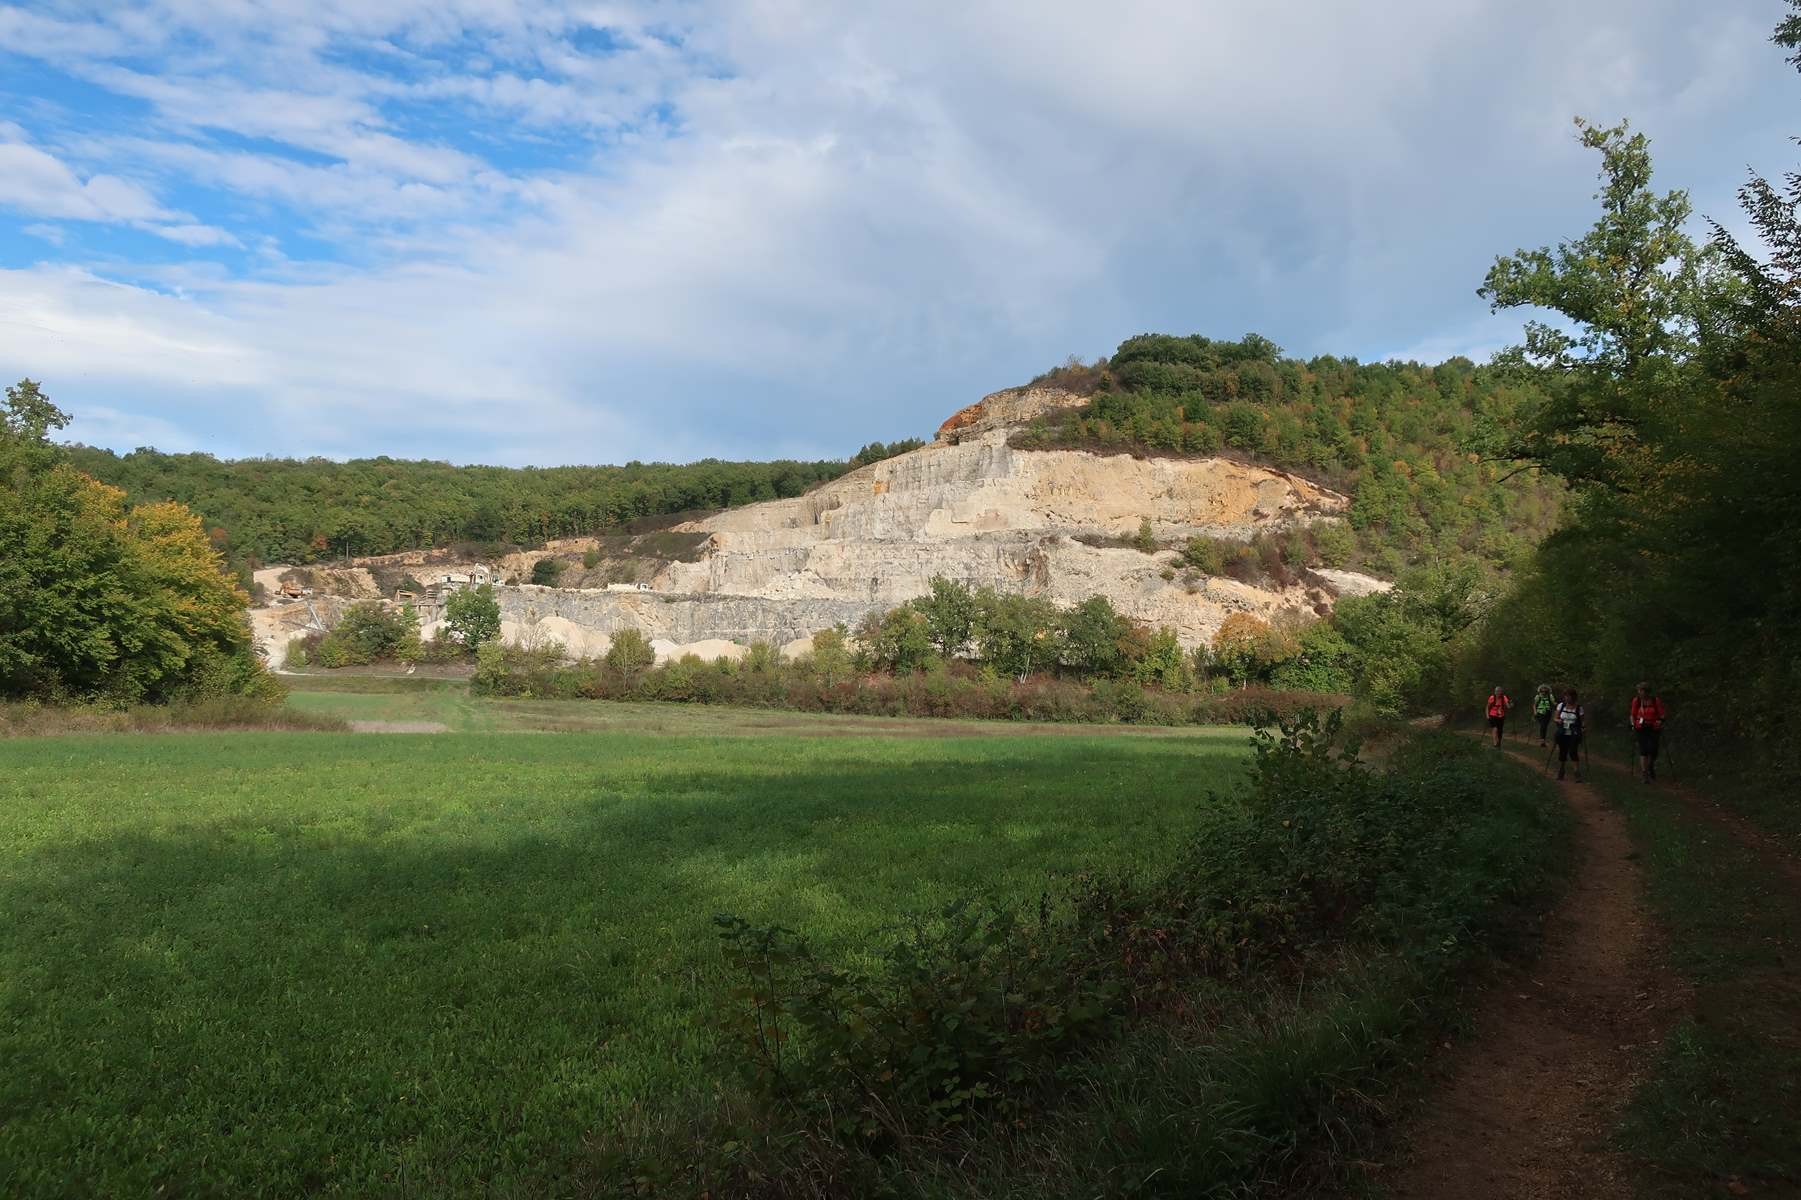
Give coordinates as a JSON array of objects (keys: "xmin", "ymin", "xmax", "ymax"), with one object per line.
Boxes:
[
  {"xmin": 637, "ymin": 386, "xmax": 1358, "ymax": 651},
  {"xmin": 262, "ymin": 385, "xmax": 1386, "ymax": 666}
]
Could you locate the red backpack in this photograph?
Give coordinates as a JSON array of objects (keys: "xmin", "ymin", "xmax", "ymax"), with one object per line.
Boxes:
[
  {"xmin": 1631, "ymin": 696, "xmax": 1665, "ymax": 729},
  {"xmin": 1487, "ymin": 692, "xmax": 1510, "ymax": 719}
]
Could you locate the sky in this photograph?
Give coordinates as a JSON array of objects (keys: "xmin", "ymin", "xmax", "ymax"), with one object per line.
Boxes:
[{"xmin": 0, "ymin": 1, "xmax": 1794, "ymax": 466}]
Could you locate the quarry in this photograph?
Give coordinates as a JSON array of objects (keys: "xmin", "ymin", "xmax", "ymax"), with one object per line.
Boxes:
[{"xmin": 250, "ymin": 385, "xmax": 1387, "ymax": 667}]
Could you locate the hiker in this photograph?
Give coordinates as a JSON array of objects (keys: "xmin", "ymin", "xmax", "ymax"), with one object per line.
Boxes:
[
  {"xmin": 1630, "ymin": 681, "xmax": 1667, "ymax": 784},
  {"xmin": 1485, "ymin": 684, "xmax": 1513, "ymax": 747},
  {"xmin": 1533, "ymin": 684, "xmax": 1554, "ymax": 746},
  {"xmin": 1552, "ymin": 687, "xmax": 1585, "ymax": 782}
]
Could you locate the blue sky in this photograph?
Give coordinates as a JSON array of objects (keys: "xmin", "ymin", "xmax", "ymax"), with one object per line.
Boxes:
[{"xmin": 0, "ymin": 1, "xmax": 1794, "ymax": 466}]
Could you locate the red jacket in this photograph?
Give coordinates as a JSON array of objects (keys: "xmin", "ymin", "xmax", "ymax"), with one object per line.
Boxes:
[
  {"xmin": 1486, "ymin": 692, "xmax": 1511, "ymax": 719},
  {"xmin": 1631, "ymin": 696, "xmax": 1665, "ymax": 729}
]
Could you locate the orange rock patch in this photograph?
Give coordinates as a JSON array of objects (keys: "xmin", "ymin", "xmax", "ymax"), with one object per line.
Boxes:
[{"xmin": 936, "ymin": 401, "xmax": 987, "ymax": 440}]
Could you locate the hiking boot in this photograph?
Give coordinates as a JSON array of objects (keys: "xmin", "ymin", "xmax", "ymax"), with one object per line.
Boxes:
[
  {"xmin": 1556, "ymin": 767, "xmax": 1566, "ymax": 780},
  {"xmin": 1575, "ymin": 771, "xmax": 1584, "ymax": 783}
]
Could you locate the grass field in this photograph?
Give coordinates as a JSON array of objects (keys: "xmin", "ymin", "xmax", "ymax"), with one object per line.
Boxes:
[{"xmin": 0, "ymin": 702, "xmax": 1247, "ymax": 1197}]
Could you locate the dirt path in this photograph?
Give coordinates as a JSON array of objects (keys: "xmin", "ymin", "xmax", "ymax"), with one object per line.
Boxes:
[{"xmin": 1384, "ymin": 749, "xmax": 1680, "ymax": 1199}]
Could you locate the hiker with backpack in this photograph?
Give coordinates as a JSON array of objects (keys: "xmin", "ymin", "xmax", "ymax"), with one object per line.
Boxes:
[
  {"xmin": 1630, "ymin": 682, "xmax": 1667, "ymax": 784},
  {"xmin": 1552, "ymin": 687, "xmax": 1585, "ymax": 782},
  {"xmin": 1485, "ymin": 684, "xmax": 1513, "ymax": 747},
  {"xmin": 1533, "ymin": 684, "xmax": 1554, "ymax": 746}
]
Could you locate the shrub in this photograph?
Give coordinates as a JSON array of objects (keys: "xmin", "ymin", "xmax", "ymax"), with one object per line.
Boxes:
[
  {"xmin": 711, "ymin": 712, "xmax": 1558, "ymax": 1160},
  {"xmin": 605, "ymin": 627, "xmax": 657, "ymax": 674},
  {"xmin": 743, "ymin": 640, "xmax": 778, "ymax": 675},
  {"xmin": 421, "ymin": 631, "xmax": 466, "ymax": 663},
  {"xmin": 328, "ymin": 601, "xmax": 418, "ymax": 663},
  {"xmin": 1180, "ymin": 536, "xmax": 1223, "ymax": 574},
  {"xmin": 531, "ymin": 558, "xmax": 565, "ymax": 587},
  {"xmin": 583, "ymin": 548, "xmax": 601, "ymax": 570},
  {"xmin": 1313, "ymin": 521, "xmax": 1356, "ymax": 568}
]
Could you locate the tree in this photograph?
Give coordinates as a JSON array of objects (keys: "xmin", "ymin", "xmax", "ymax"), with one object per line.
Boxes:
[
  {"xmin": 807, "ymin": 625, "xmax": 852, "ymax": 686},
  {"xmin": 1478, "ymin": 119, "xmax": 1721, "ymax": 491},
  {"xmin": 531, "ymin": 557, "xmax": 565, "ymax": 587},
  {"xmin": 0, "ymin": 381, "xmax": 272, "ymax": 703},
  {"xmin": 445, "ymin": 584, "xmax": 501, "ymax": 649},
  {"xmin": 604, "ymin": 627, "xmax": 656, "ymax": 674},
  {"xmin": 908, "ymin": 576, "xmax": 977, "ymax": 658},
  {"xmin": 1210, "ymin": 613, "xmax": 1271, "ymax": 689},
  {"xmin": 1131, "ymin": 626, "xmax": 1192, "ymax": 690},
  {"xmin": 1060, "ymin": 595, "xmax": 1129, "ymax": 676},
  {"xmin": 3, "ymin": 379, "xmax": 68, "ymax": 446},
  {"xmin": 858, "ymin": 606, "xmax": 936, "ymax": 674},
  {"xmin": 973, "ymin": 589, "xmax": 1062, "ymax": 682}
]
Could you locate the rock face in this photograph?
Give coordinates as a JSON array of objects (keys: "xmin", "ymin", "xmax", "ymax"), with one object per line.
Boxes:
[
  {"xmin": 267, "ymin": 385, "xmax": 1385, "ymax": 665},
  {"xmin": 625, "ymin": 387, "xmax": 1358, "ymax": 651},
  {"xmin": 487, "ymin": 387, "xmax": 1368, "ymax": 658}
]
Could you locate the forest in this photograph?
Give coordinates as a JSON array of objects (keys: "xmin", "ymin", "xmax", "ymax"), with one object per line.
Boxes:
[{"xmin": 63, "ymin": 445, "xmax": 851, "ymax": 568}]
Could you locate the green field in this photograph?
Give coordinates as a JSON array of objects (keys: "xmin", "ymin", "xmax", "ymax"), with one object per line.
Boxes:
[{"xmin": 0, "ymin": 702, "xmax": 1246, "ymax": 1197}]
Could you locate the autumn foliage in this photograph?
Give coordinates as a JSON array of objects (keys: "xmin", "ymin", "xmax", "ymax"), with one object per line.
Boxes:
[{"xmin": 0, "ymin": 380, "xmax": 276, "ymax": 704}]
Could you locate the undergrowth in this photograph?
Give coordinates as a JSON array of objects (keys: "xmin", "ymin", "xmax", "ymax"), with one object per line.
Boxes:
[
  {"xmin": 613, "ymin": 714, "xmax": 1571, "ymax": 1196},
  {"xmin": 0, "ymin": 697, "xmax": 347, "ymax": 736},
  {"xmin": 1603, "ymin": 772, "xmax": 1801, "ymax": 1196}
]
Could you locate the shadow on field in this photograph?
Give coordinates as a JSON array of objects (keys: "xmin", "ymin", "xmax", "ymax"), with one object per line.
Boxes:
[{"xmin": 0, "ymin": 737, "xmax": 1240, "ymax": 1196}]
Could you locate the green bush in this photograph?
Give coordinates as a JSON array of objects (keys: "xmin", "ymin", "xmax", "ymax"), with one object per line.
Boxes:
[
  {"xmin": 530, "ymin": 557, "xmax": 565, "ymax": 587},
  {"xmin": 858, "ymin": 607, "xmax": 937, "ymax": 674},
  {"xmin": 710, "ymin": 713, "xmax": 1569, "ymax": 1166},
  {"xmin": 444, "ymin": 584, "xmax": 501, "ymax": 649},
  {"xmin": 604, "ymin": 627, "xmax": 656, "ymax": 674}
]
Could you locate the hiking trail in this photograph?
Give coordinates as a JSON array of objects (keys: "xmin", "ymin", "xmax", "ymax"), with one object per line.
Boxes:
[{"xmin": 1384, "ymin": 743, "xmax": 1681, "ymax": 1199}]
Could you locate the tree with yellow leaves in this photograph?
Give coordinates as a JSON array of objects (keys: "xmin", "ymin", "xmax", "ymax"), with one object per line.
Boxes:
[{"xmin": 0, "ymin": 379, "xmax": 276, "ymax": 704}]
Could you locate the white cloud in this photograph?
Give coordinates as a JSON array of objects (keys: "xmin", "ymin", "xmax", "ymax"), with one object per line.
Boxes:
[
  {"xmin": 0, "ymin": 139, "xmax": 173, "ymax": 223},
  {"xmin": 22, "ymin": 223, "xmax": 66, "ymax": 246},
  {"xmin": 0, "ymin": 0, "xmax": 1794, "ymax": 464},
  {"xmin": 148, "ymin": 223, "xmax": 245, "ymax": 248}
]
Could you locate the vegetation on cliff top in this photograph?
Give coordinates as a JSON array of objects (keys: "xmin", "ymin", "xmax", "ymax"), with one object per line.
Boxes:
[{"xmin": 1016, "ymin": 336, "xmax": 1564, "ymax": 575}]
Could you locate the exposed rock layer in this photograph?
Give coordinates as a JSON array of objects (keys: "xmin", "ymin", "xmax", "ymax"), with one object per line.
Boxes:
[{"xmin": 259, "ymin": 386, "xmax": 1386, "ymax": 665}]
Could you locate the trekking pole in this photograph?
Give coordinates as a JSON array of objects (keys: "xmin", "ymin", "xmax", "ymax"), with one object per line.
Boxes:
[
  {"xmin": 1663, "ymin": 730, "xmax": 1679, "ymax": 784},
  {"xmin": 1542, "ymin": 742, "xmax": 1556, "ymax": 776}
]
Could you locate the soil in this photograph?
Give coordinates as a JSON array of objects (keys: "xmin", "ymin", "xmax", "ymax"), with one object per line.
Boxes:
[{"xmin": 1384, "ymin": 744, "xmax": 1682, "ymax": 1199}]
